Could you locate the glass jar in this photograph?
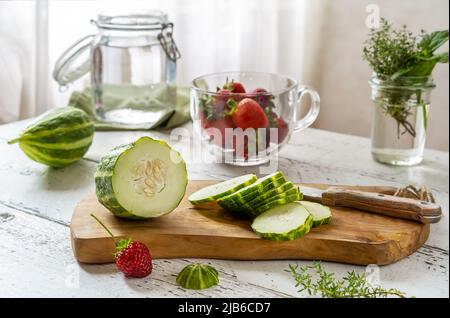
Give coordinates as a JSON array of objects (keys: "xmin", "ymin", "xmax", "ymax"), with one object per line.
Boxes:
[
  {"xmin": 53, "ymin": 10, "xmax": 180, "ymax": 128},
  {"xmin": 369, "ymin": 75, "xmax": 435, "ymax": 166}
]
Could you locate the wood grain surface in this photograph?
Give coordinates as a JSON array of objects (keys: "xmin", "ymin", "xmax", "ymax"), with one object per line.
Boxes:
[
  {"xmin": 1, "ymin": 120, "xmax": 448, "ymax": 297},
  {"xmin": 71, "ymin": 181, "xmax": 430, "ymax": 266}
]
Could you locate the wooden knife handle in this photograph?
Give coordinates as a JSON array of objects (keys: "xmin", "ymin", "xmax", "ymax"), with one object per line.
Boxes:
[{"xmin": 321, "ymin": 188, "xmax": 442, "ymax": 224}]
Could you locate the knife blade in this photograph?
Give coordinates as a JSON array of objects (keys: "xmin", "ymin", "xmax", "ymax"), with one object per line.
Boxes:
[{"xmin": 301, "ymin": 186, "xmax": 441, "ymax": 224}]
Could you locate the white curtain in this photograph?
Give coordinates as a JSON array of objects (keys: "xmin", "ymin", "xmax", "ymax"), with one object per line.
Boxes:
[
  {"xmin": 0, "ymin": 1, "xmax": 37, "ymax": 123},
  {"xmin": 0, "ymin": 0, "xmax": 325, "ymax": 123}
]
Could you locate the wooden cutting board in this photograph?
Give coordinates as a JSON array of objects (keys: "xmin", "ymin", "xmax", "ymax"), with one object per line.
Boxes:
[{"xmin": 70, "ymin": 181, "xmax": 429, "ymax": 265}]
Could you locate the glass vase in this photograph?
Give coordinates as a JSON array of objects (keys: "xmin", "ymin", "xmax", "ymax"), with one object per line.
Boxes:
[{"xmin": 369, "ymin": 76, "xmax": 435, "ymax": 166}]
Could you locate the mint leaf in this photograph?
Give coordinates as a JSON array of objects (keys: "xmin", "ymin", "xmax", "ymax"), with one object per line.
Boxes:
[{"xmin": 419, "ymin": 30, "xmax": 449, "ymax": 54}]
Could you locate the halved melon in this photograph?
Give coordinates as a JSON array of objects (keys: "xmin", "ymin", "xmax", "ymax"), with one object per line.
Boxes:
[{"xmin": 95, "ymin": 137, "xmax": 187, "ymax": 219}]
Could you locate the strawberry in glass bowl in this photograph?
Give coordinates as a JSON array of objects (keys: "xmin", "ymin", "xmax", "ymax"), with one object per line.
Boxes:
[{"xmin": 191, "ymin": 72, "xmax": 320, "ymax": 166}]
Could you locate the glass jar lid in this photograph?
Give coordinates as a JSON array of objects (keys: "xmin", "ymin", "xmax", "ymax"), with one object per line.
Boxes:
[
  {"xmin": 92, "ymin": 10, "xmax": 168, "ymax": 30},
  {"xmin": 53, "ymin": 34, "xmax": 94, "ymax": 87}
]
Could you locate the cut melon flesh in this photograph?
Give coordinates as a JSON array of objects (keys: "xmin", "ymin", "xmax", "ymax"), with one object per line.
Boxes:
[
  {"xmin": 188, "ymin": 174, "xmax": 257, "ymax": 204},
  {"xmin": 111, "ymin": 138, "xmax": 187, "ymax": 218},
  {"xmin": 251, "ymin": 202, "xmax": 313, "ymax": 241},
  {"xmin": 299, "ymin": 201, "xmax": 332, "ymax": 227},
  {"xmin": 95, "ymin": 137, "xmax": 187, "ymax": 219}
]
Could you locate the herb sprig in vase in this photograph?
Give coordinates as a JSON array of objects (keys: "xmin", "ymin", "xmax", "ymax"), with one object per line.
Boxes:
[{"xmin": 363, "ymin": 19, "xmax": 448, "ymax": 166}]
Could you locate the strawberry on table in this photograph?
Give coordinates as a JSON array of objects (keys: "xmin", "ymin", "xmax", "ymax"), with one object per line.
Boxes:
[
  {"xmin": 91, "ymin": 214, "xmax": 153, "ymax": 278},
  {"xmin": 115, "ymin": 240, "xmax": 153, "ymax": 278},
  {"xmin": 228, "ymin": 98, "xmax": 269, "ymax": 129}
]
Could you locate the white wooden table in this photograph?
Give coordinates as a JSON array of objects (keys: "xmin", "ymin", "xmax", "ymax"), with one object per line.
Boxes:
[{"xmin": 0, "ymin": 120, "xmax": 448, "ymax": 298}]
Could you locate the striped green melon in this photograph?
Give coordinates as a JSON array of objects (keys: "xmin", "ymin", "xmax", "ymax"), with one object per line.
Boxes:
[
  {"xmin": 219, "ymin": 183, "xmax": 298, "ymax": 214},
  {"xmin": 95, "ymin": 136, "xmax": 187, "ymax": 219},
  {"xmin": 189, "ymin": 174, "xmax": 257, "ymax": 204},
  {"xmin": 251, "ymin": 202, "xmax": 313, "ymax": 241},
  {"xmin": 245, "ymin": 181, "xmax": 294, "ymax": 205},
  {"xmin": 176, "ymin": 263, "xmax": 219, "ymax": 290},
  {"xmin": 252, "ymin": 193, "xmax": 302, "ymax": 216},
  {"xmin": 299, "ymin": 201, "xmax": 332, "ymax": 227},
  {"xmin": 252, "ymin": 187, "xmax": 301, "ymax": 210},
  {"xmin": 226, "ymin": 189, "xmax": 302, "ymax": 217},
  {"xmin": 217, "ymin": 171, "xmax": 286, "ymax": 207},
  {"xmin": 7, "ymin": 107, "xmax": 94, "ymax": 168},
  {"xmin": 229, "ymin": 175, "xmax": 288, "ymax": 206}
]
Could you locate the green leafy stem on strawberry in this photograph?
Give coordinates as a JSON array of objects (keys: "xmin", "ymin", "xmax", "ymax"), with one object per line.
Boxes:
[
  {"xmin": 200, "ymin": 80, "xmax": 276, "ymax": 120},
  {"xmin": 90, "ymin": 213, "xmax": 153, "ymax": 278}
]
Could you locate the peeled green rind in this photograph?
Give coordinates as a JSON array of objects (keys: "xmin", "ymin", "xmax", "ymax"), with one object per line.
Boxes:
[
  {"xmin": 251, "ymin": 202, "xmax": 313, "ymax": 241},
  {"xmin": 176, "ymin": 263, "xmax": 219, "ymax": 290},
  {"xmin": 7, "ymin": 107, "xmax": 94, "ymax": 168},
  {"xmin": 299, "ymin": 201, "xmax": 332, "ymax": 227},
  {"xmin": 188, "ymin": 174, "xmax": 257, "ymax": 204},
  {"xmin": 95, "ymin": 136, "xmax": 188, "ymax": 219},
  {"xmin": 218, "ymin": 172, "xmax": 286, "ymax": 207}
]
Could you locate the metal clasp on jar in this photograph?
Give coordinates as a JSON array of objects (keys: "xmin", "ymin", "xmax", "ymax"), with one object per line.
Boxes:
[{"xmin": 158, "ymin": 23, "xmax": 181, "ymax": 62}]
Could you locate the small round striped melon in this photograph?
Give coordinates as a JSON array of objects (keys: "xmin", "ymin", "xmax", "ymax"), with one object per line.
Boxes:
[{"xmin": 8, "ymin": 107, "xmax": 94, "ymax": 168}]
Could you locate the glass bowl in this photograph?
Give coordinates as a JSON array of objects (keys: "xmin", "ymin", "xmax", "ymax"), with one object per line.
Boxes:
[{"xmin": 190, "ymin": 71, "xmax": 320, "ymax": 166}]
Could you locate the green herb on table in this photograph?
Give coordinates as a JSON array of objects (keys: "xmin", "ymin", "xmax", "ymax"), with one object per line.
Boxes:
[
  {"xmin": 289, "ymin": 261, "xmax": 409, "ymax": 298},
  {"xmin": 362, "ymin": 18, "xmax": 448, "ymax": 138}
]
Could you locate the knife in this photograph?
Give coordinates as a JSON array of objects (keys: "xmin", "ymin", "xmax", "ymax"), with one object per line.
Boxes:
[{"xmin": 301, "ymin": 186, "xmax": 442, "ymax": 224}]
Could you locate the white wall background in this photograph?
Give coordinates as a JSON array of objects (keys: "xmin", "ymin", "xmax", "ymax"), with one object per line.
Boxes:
[{"xmin": 0, "ymin": 0, "xmax": 448, "ymax": 150}]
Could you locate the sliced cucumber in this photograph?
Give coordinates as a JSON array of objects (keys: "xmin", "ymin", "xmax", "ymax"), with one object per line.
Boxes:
[
  {"xmin": 299, "ymin": 201, "xmax": 332, "ymax": 227},
  {"xmin": 189, "ymin": 174, "xmax": 257, "ymax": 204},
  {"xmin": 218, "ymin": 172, "xmax": 286, "ymax": 207},
  {"xmin": 252, "ymin": 192, "xmax": 302, "ymax": 216},
  {"xmin": 251, "ymin": 202, "xmax": 313, "ymax": 241},
  {"xmin": 221, "ymin": 188, "xmax": 302, "ymax": 217},
  {"xmin": 251, "ymin": 187, "xmax": 300, "ymax": 209},
  {"xmin": 234, "ymin": 175, "xmax": 288, "ymax": 204},
  {"xmin": 244, "ymin": 181, "xmax": 294, "ymax": 205}
]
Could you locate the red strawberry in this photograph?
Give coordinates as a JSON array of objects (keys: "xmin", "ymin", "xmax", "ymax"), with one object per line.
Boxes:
[
  {"xmin": 203, "ymin": 116, "xmax": 235, "ymax": 148},
  {"xmin": 266, "ymin": 116, "xmax": 289, "ymax": 145},
  {"xmin": 229, "ymin": 98, "xmax": 269, "ymax": 129},
  {"xmin": 91, "ymin": 214, "xmax": 153, "ymax": 278},
  {"xmin": 251, "ymin": 88, "xmax": 267, "ymax": 94},
  {"xmin": 115, "ymin": 240, "xmax": 153, "ymax": 278},
  {"xmin": 215, "ymin": 89, "xmax": 234, "ymax": 113},
  {"xmin": 223, "ymin": 81, "xmax": 246, "ymax": 93},
  {"xmin": 249, "ymin": 88, "xmax": 272, "ymax": 108},
  {"xmin": 275, "ymin": 117, "xmax": 289, "ymax": 144}
]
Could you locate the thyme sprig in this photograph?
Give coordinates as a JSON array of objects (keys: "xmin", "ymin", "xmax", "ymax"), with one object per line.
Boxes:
[
  {"xmin": 289, "ymin": 262, "xmax": 408, "ymax": 298},
  {"xmin": 363, "ymin": 19, "xmax": 448, "ymax": 79},
  {"xmin": 363, "ymin": 18, "xmax": 448, "ymax": 139}
]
